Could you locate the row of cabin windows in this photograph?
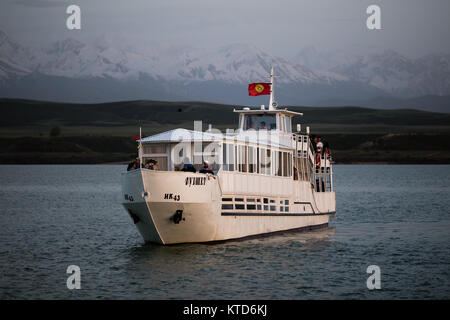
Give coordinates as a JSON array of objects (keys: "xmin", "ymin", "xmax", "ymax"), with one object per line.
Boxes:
[
  {"xmin": 223, "ymin": 144, "xmax": 292, "ymax": 177},
  {"xmin": 221, "ymin": 197, "xmax": 290, "ymax": 212},
  {"xmin": 143, "ymin": 142, "xmax": 292, "ymax": 176}
]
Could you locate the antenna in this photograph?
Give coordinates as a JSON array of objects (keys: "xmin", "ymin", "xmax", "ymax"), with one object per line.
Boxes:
[{"xmin": 268, "ymin": 66, "xmax": 279, "ymax": 110}]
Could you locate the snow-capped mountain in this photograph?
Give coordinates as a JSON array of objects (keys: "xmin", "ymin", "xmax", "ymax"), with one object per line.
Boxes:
[
  {"xmin": 0, "ymin": 29, "xmax": 449, "ymax": 104},
  {"xmin": 170, "ymin": 43, "xmax": 345, "ymax": 84},
  {"xmin": 293, "ymin": 47, "xmax": 362, "ymax": 73},
  {"xmin": 294, "ymin": 47, "xmax": 450, "ymax": 98},
  {"xmin": 0, "ymin": 30, "xmax": 36, "ymax": 80},
  {"xmin": 331, "ymin": 50, "xmax": 420, "ymax": 96},
  {"xmin": 0, "ymin": 30, "xmax": 346, "ymax": 84}
]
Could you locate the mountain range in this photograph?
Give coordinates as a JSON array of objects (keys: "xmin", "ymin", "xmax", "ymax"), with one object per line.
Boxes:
[{"xmin": 0, "ymin": 29, "xmax": 449, "ymax": 112}]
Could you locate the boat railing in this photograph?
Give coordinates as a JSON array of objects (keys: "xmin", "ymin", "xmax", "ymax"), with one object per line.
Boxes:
[{"xmin": 292, "ymin": 132, "xmax": 333, "ymax": 192}]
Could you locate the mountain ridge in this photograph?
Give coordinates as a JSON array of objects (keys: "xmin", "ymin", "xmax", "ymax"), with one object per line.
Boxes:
[{"xmin": 1, "ymin": 30, "xmax": 450, "ymax": 107}]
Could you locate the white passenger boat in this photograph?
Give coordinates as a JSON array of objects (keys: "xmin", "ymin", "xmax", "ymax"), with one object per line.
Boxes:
[{"xmin": 121, "ymin": 68, "xmax": 336, "ymax": 244}]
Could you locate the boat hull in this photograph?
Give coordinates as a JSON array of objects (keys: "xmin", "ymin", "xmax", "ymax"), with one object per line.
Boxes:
[{"xmin": 121, "ymin": 169, "xmax": 334, "ymax": 244}]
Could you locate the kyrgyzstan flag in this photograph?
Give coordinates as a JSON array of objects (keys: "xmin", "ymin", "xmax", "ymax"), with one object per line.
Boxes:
[{"xmin": 248, "ymin": 83, "xmax": 271, "ymax": 96}]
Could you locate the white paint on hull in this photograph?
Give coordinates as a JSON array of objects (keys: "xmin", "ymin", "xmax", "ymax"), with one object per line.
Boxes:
[{"xmin": 121, "ymin": 169, "xmax": 335, "ymax": 244}]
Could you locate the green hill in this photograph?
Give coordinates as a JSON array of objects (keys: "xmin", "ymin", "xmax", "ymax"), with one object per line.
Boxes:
[
  {"xmin": 0, "ymin": 98, "xmax": 449, "ymax": 164},
  {"xmin": 2, "ymin": 98, "xmax": 450, "ymax": 129}
]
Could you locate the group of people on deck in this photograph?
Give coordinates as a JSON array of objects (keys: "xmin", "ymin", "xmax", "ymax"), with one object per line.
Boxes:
[
  {"xmin": 127, "ymin": 157, "xmax": 214, "ymax": 175},
  {"xmin": 181, "ymin": 160, "xmax": 214, "ymax": 174},
  {"xmin": 311, "ymin": 135, "xmax": 331, "ymax": 158},
  {"xmin": 127, "ymin": 158, "xmax": 159, "ymax": 171}
]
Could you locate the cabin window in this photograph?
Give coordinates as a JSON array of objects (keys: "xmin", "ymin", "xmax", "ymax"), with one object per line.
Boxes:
[
  {"xmin": 243, "ymin": 114, "xmax": 277, "ymax": 131},
  {"xmin": 235, "ymin": 204, "xmax": 245, "ymax": 210},
  {"xmin": 279, "ymin": 115, "xmax": 285, "ymax": 132},
  {"xmin": 272, "ymin": 150, "xmax": 279, "ymax": 176},
  {"xmin": 285, "ymin": 117, "xmax": 291, "ymax": 133},
  {"xmin": 238, "ymin": 145, "xmax": 248, "ymax": 172},
  {"xmin": 256, "ymin": 147, "xmax": 260, "ymax": 173},
  {"xmin": 277, "ymin": 151, "xmax": 282, "ymax": 176},
  {"xmin": 248, "ymin": 146, "xmax": 256, "ymax": 173},
  {"xmin": 222, "ymin": 204, "xmax": 233, "ymax": 210},
  {"xmin": 259, "ymin": 148, "xmax": 271, "ymax": 175},
  {"xmin": 143, "ymin": 144, "xmax": 166, "ymax": 154},
  {"xmin": 222, "ymin": 143, "xmax": 235, "ymax": 171},
  {"xmin": 282, "ymin": 152, "xmax": 288, "ymax": 177}
]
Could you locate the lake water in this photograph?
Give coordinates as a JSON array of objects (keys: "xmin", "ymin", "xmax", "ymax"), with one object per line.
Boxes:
[{"xmin": 0, "ymin": 165, "xmax": 449, "ymax": 299}]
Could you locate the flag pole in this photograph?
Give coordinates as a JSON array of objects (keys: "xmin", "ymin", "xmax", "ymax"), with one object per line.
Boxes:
[
  {"xmin": 269, "ymin": 66, "xmax": 276, "ymax": 110},
  {"xmin": 139, "ymin": 125, "xmax": 143, "ymax": 168}
]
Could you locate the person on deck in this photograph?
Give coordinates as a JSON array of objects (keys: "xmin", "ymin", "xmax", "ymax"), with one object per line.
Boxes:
[
  {"xmin": 181, "ymin": 162, "xmax": 196, "ymax": 173},
  {"xmin": 316, "ymin": 137, "xmax": 324, "ymax": 155},
  {"xmin": 311, "ymin": 135, "xmax": 318, "ymax": 152},
  {"xmin": 144, "ymin": 160, "xmax": 154, "ymax": 170},
  {"xmin": 135, "ymin": 158, "xmax": 142, "ymax": 169},
  {"xmin": 260, "ymin": 121, "xmax": 267, "ymax": 130},
  {"xmin": 323, "ymin": 140, "xmax": 331, "ymax": 158},
  {"xmin": 199, "ymin": 160, "xmax": 214, "ymax": 174},
  {"xmin": 127, "ymin": 160, "xmax": 135, "ymax": 171}
]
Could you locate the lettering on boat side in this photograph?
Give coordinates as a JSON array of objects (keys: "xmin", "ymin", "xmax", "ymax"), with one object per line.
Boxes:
[
  {"xmin": 185, "ymin": 176, "xmax": 207, "ymax": 187},
  {"xmin": 183, "ymin": 303, "xmax": 267, "ymax": 317},
  {"xmin": 164, "ymin": 193, "xmax": 180, "ymax": 201},
  {"xmin": 124, "ymin": 194, "xmax": 134, "ymax": 202}
]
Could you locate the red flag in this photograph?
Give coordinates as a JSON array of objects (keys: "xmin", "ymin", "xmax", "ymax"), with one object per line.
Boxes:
[
  {"xmin": 133, "ymin": 134, "xmax": 140, "ymax": 141},
  {"xmin": 248, "ymin": 83, "xmax": 271, "ymax": 96}
]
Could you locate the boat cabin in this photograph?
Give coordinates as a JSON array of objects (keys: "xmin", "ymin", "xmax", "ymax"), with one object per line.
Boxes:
[{"xmin": 138, "ymin": 105, "xmax": 333, "ymax": 193}]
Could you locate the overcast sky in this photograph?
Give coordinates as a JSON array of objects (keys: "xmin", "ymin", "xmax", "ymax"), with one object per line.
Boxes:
[{"xmin": 1, "ymin": 0, "xmax": 450, "ymax": 58}]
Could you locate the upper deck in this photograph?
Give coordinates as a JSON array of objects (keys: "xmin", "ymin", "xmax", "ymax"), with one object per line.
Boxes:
[{"xmin": 133, "ymin": 67, "xmax": 333, "ymax": 194}]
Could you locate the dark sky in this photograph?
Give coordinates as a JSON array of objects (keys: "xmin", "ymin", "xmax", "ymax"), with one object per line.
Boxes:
[{"xmin": 1, "ymin": 0, "xmax": 450, "ymax": 58}]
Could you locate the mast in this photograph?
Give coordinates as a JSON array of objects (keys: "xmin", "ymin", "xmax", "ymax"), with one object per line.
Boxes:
[
  {"xmin": 139, "ymin": 125, "xmax": 143, "ymax": 166},
  {"xmin": 268, "ymin": 66, "xmax": 277, "ymax": 110}
]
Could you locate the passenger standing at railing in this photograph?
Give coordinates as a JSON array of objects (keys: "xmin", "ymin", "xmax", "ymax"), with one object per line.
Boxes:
[
  {"xmin": 323, "ymin": 139, "xmax": 331, "ymax": 158},
  {"xmin": 199, "ymin": 160, "xmax": 214, "ymax": 174},
  {"xmin": 127, "ymin": 158, "xmax": 142, "ymax": 171},
  {"xmin": 181, "ymin": 163, "xmax": 196, "ymax": 173},
  {"xmin": 316, "ymin": 137, "xmax": 324, "ymax": 156},
  {"xmin": 144, "ymin": 160, "xmax": 154, "ymax": 170},
  {"xmin": 311, "ymin": 135, "xmax": 318, "ymax": 152}
]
